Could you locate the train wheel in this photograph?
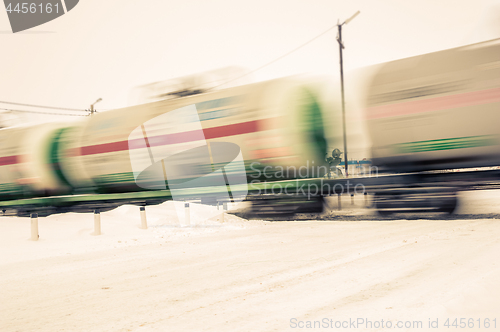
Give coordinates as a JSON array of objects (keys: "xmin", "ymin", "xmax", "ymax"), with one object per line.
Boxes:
[
  {"xmin": 374, "ymin": 187, "xmax": 458, "ymax": 215},
  {"xmin": 248, "ymin": 195, "xmax": 324, "ymax": 218},
  {"xmin": 437, "ymin": 192, "xmax": 458, "ymax": 214},
  {"xmin": 374, "ymin": 192, "xmax": 397, "ymax": 216}
]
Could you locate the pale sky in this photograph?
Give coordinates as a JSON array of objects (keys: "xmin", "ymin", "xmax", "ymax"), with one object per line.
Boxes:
[{"xmin": 0, "ymin": 0, "xmax": 498, "ymax": 124}]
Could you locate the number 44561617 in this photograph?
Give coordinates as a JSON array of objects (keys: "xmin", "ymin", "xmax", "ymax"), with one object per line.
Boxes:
[
  {"xmin": 5, "ymin": 2, "xmax": 59, "ymax": 14},
  {"xmin": 444, "ymin": 318, "xmax": 496, "ymax": 328}
]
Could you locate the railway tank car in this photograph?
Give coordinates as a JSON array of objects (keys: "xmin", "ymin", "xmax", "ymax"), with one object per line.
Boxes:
[
  {"xmin": 365, "ymin": 38, "xmax": 500, "ymax": 214},
  {"xmin": 55, "ymin": 77, "xmax": 330, "ymax": 196},
  {"xmin": 0, "ymin": 123, "xmax": 71, "ymax": 199},
  {"xmin": 0, "ymin": 77, "xmax": 333, "ymax": 214},
  {"xmin": 365, "ymin": 39, "xmax": 500, "ymax": 172}
]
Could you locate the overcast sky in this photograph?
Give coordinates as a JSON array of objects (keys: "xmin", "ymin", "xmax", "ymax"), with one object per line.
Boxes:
[{"xmin": 0, "ymin": 0, "xmax": 498, "ymax": 122}]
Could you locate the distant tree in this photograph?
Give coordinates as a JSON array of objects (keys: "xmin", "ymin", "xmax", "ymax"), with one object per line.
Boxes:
[
  {"xmin": 325, "ymin": 148, "xmax": 344, "ymax": 178},
  {"xmin": 326, "ymin": 148, "xmax": 342, "ymax": 167}
]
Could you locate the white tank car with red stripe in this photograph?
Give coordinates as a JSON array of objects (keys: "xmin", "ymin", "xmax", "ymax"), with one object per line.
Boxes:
[
  {"xmin": 366, "ymin": 39, "xmax": 500, "ymax": 172},
  {"xmin": 0, "ymin": 123, "xmax": 70, "ymax": 198},
  {"xmin": 56, "ymin": 77, "xmax": 330, "ymax": 193}
]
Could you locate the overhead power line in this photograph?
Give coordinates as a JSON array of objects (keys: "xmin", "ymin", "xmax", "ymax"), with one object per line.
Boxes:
[
  {"xmin": 208, "ymin": 23, "xmax": 340, "ymax": 91},
  {"xmin": 0, "ymin": 100, "xmax": 86, "ymax": 112},
  {"xmin": 1, "ymin": 23, "xmax": 341, "ymax": 111},
  {"xmin": 0, "ymin": 108, "xmax": 88, "ymax": 117}
]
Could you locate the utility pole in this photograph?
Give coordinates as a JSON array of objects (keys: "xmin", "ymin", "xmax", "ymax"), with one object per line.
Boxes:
[
  {"xmin": 337, "ymin": 11, "xmax": 360, "ymax": 178},
  {"xmin": 88, "ymin": 98, "xmax": 102, "ymax": 116}
]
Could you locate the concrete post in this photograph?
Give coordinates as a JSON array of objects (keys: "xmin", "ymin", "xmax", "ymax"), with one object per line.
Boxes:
[
  {"xmin": 94, "ymin": 209, "xmax": 101, "ymax": 235},
  {"xmin": 30, "ymin": 213, "xmax": 38, "ymax": 241},
  {"xmin": 219, "ymin": 202, "xmax": 226, "ymax": 223},
  {"xmin": 185, "ymin": 203, "xmax": 190, "ymax": 226},
  {"xmin": 222, "ymin": 202, "xmax": 228, "ymax": 223},
  {"xmin": 140, "ymin": 206, "xmax": 147, "ymax": 229}
]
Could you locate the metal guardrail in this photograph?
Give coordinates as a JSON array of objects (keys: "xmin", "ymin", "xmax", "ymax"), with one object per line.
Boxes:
[{"xmin": 1, "ymin": 169, "xmax": 500, "ymax": 216}]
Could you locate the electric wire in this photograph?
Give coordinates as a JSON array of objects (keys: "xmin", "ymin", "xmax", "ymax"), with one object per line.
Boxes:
[
  {"xmin": 0, "ymin": 100, "xmax": 86, "ymax": 112},
  {"xmin": 0, "ymin": 107, "xmax": 88, "ymax": 117}
]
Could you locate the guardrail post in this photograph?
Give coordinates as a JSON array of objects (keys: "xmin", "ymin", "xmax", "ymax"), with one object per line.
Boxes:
[
  {"xmin": 221, "ymin": 202, "xmax": 228, "ymax": 223},
  {"xmin": 30, "ymin": 213, "xmax": 39, "ymax": 241},
  {"xmin": 351, "ymin": 194, "xmax": 354, "ymax": 205},
  {"xmin": 338, "ymin": 194, "xmax": 341, "ymax": 211},
  {"xmin": 185, "ymin": 203, "xmax": 190, "ymax": 226},
  {"xmin": 364, "ymin": 192, "xmax": 368, "ymax": 206},
  {"xmin": 140, "ymin": 206, "xmax": 147, "ymax": 229},
  {"xmin": 221, "ymin": 202, "xmax": 227, "ymax": 222},
  {"xmin": 94, "ymin": 209, "xmax": 101, "ymax": 235}
]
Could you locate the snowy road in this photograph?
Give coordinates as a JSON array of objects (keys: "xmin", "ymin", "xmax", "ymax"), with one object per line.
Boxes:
[{"xmin": 2, "ymin": 193, "xmax": 500, "ymax": 332}]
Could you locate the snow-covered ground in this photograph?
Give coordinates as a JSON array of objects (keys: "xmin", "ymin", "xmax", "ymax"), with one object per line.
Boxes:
[{"xmin": 1, "ymin": 191, "xmax": 500, "ymax": 331}]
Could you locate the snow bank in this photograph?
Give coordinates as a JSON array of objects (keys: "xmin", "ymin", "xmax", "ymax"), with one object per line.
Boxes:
[{"xmin": 0, "ymin": 201, "xmax": 251, "ymax": 265}]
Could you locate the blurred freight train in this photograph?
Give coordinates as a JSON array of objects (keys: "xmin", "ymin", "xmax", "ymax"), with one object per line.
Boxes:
[
  {"xmin": 365, "ymin": 38, "xmax": 500, "ymax": 213},
  {"xmin": 366, "ymin": 39, "xmax": 500, "ymax": 172},
  {"xmin": 1, "ymin": 38, "xmax": 499, "ymax": 216},
  {"xmin": 0, "ymin": 77, "xmax": 333, "ymax": 215}
]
